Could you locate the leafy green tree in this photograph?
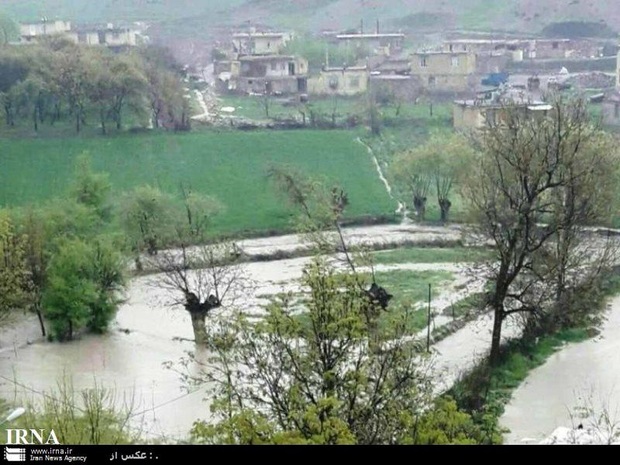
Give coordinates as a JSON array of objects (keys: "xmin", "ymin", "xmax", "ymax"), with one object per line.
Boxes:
[
  {"xmin": 392, "ymin": 132, "xmax": 473, "ymax": 223},
  {"xmin": 70, "ymin": 153, "xmax": 112, "ymax": 222},
  {"xmin": 0, "ymin": 13, "xmax": 19, "ymax": 45},
  {"xmin": 0, "ymin": 210, "xmax": 28, "ymax": 323},
  {"xmin": 462, "ymin": 97, "xmax": 620, "ymax": 364},
  {"xmin": 188, "ymin": 258, "xmax": 497, "ymax": 444},
  {"xmin": 42, "ymin": 237, "xmax": 125, "ymax": 341},
  {"xmin": 43, "ymin": 239, "xmax": 99, "ymax": 340},
  {"xmin": 119, "ymin": 185, "xmax": 177, "ymax": 265}
]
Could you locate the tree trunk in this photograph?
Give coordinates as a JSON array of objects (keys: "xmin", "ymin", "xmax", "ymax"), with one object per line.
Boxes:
[
  {"xmin": 489, "ymin": 302, "xmax": 504, "ymax": 366},
  {"xmin": 439, "ymin": 198, "xmax": 452, "ymax": 224},
  {"xmin": 34, "ymin": 301, "xmax": 46, "ymax": 337},
  {"xmin": 100, "ymin": 109, "xmax": 107, "ymax": 135},
  {"xmin": 190, "ymin": 311, "xmax": 208, "ymax": 345},
  {"xmin": 76, "ymin": 111, "xmax": 81, "ymax": 133},
  {"xmin": 413, "ymin": 196, "xmax": 426, "ymax": 221}
]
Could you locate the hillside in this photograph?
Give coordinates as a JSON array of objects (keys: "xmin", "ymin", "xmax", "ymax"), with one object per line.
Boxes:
[{"xmin": 2, "ymin": 0, "xmax": 619, "ymax": 36}]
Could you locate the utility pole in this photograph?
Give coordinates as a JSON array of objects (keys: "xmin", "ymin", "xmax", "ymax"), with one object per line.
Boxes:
[{"xmin": 426, "ymin": 283, "xmax": 432, "ymax": 352}]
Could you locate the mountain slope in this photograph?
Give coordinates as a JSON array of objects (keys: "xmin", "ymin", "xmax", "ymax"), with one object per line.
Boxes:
[{"xmin": 1, "ymin": 0, "xmax": 618, "ymax": 36}]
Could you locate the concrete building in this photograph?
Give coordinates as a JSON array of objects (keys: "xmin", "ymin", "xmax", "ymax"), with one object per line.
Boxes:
[
  {"xmin": 234, "ymin": 55, "xmax": 308, "ymax": 95},
  {"xmin": 308, "ymin": 66, "xmax": 369, "ymax": 96},
  {"xmin": 19, "ymin": 20, "xmax": 139, "ymax": 49},
  {"xmin": 453, "ymin": 85, "xmax": 550, "ymax": 129},
  {"xmin": 602, "ymin": 91, "xmax": 620, "ymax": 127},
  {"xmin": 232, "ymin": 32, "xmax": 291, "ymax": 56},
  {"xmin": 19, "ymin": 20, "xmax": 72, "ymax": 42},
  {"xmin": 335, "ymin": 32, "xmax": 405, "ymax": 56},
  {"xmin": 411, "ymin": 51, "xmax": 477, "ymax": 93},
  {"xmin": 102, "ymin": 27, "xmax": 138, "ymax": 48}
]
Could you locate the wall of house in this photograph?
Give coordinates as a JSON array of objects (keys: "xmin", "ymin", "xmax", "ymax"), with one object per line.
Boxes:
[
  {"xmin": 252, "ymin": 37, "xmax": 286, "ymax": 55},
  {"xmin": 531, "ymin": 40, "xmax": 570, "ymax": 59},
  {"xmin": 236, "ymin": 77, "xmax": 301, "ymax": 95},
  {"xmin": 413, "ymin": 52, "xmax": 476, "ymax": 76},
  {"xmin": 308, "ymin": 68, "xmax": 369, "ymax": 96},
  {"xmin": 603, "ymin": 101, "xmax": 620, "ymax": 126},
  {"xmin": 77, "ymin": 32, "xmax": 100, "ymax": 45},
  {"xmin": 104, "ymin": 30, "xmax": 137, "ymax": 46},
  {"xmin": 475, "ymin": 53, "xmax": 511, "ymax": 74},
  {"xmin": 20, "ymin": 20, "xmax": 71, "ymax": 37},
  {"xmin": 240, "ymin": 58, "xmax": 307, "ymax": 78},
  {"xmin": 426, "ymin": 74, "xmax": 477, "ymax": 92},
  {"xmin": 453, "ymin": 104, "xmax": 485, "ymax": 129}
]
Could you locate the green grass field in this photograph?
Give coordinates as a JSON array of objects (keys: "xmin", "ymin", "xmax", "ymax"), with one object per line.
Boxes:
[
  {"xmin": 292, "ymin": 268, "xmax": 455, "ymax": 335},
  {"xmin": 0, "ymin": 130, "xmax": 395, "ymax": 236},
  {"xmin": 372, "ymin": 247, "xmax": 493, "ymax": 265}
]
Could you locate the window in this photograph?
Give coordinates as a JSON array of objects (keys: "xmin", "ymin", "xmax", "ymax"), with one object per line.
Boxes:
[
  {"xmin": 449, "ymin": 44, "xmax": 453, "ymax": 52},
  {"xmin": 328, "ymin": 76, "xmax": 339, "ymax": 90},
  {"xmin": 451, "ymin": 56, "xmax": 459, "ymax": 67},
  {"xmin": 552, "ymin": 41, "xmax": 559, "ymax": 49},
  {"xmin": 271, "ymin": 62, "xmax": 277, "ymax": 71},
  {"xmin": 267, "ymin": 41, "xmax": 271, "ymax": 49},
  {"xmin": 428, "ymin": 76, "xmax": 436, "ymax": 86},
  {"xmin": 615, "ymin": 103, "xmax": 620, "ymax": 119},
  {"xmin": 349, "ymin": 76, "xmax": 360, "ymax": 88},
  {"xmin": 420, "ymin": 57, "xmax": 428, "ymax": 68}
]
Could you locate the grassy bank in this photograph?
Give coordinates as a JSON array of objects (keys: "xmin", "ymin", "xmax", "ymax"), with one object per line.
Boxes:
[
  {"xmin": 372, "ymin": 246, "xmax": 492, "ymax": 265},
  {"xmin": 0, "ymin": 130, "xmax": 394, "ymax": 237}
]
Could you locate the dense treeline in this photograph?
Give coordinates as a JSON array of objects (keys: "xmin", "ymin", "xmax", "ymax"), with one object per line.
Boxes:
[
  {"xmin": 0, "ymin": 38, "xmax": 191, "ymax": 134},
  {"xmin": 0, "ymin": 152, "xmax": 223, "ymax": 341}
]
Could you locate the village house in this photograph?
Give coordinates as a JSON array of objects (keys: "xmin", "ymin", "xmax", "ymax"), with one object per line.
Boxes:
[
  {"xmin": 601, "ymin": 49, "xmax": 620, "ymax": 127},
  {"xmin": 231, "ymin": 55, "xmax": 308, "ymax": 95},
  {"xmin": 453, "ymin": 82, "xmax": 550, "ymax": 129},
  {"xmin": 602, "ymin": 91, "xmax": 620, "ymax": 127},
  {"xmin": 19, "ymin": 20, "xmax": 139, "ymax": 49},
  {"xmin": 367, "ymin": 56, "xmax": 418, "ymax": 101},
  {"xmin": 308, "ymin": 65, "xmax": 369, "ymax": 96},
  {"xmin": 19, "ymin": 19, "xmax": 72, "ymax": 42},
  {"xmin": 334, "ymin": 22, "xmax": 405, "ymax": 57},
  {"xmin": 411, "ymin": 51, "xmax": 477, "ymax": 93},
  {"xmin": 442, "ymin": 37, "xmax": 602, "ymax": 61},
  {"xmin": 232, "ymin": 31, "xmax": 292, "ymax": 56}
]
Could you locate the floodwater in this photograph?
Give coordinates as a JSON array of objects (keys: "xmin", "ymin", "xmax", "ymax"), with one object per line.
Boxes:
[
  {"xmin": 0, "ymin": 252, "xmax": 485, "ymax": 441},
  {"xmin": 501, "ymin": 295, "xmax": 620, "ymax": 444},
  {"xmin": 0, "ymin": 222, "xmax": 554, "ymax": 443}
]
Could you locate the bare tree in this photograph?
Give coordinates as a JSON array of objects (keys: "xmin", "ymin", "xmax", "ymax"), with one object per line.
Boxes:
[
  {"xmin": 462, "ymin": 97, "xmax": 620, "ymax": 365},
  {"xmin": 151, "ymin": 243, "xmax": 246, "ymax": 345},
  {"xmin": 148, "ymin": 187, "xmax": 246, "ymax": 345}
]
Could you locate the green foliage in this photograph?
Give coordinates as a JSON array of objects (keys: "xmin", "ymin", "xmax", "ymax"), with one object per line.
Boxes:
[
  {"xmin": 0, "ymin": 209, "xmax": 29, "ymax": 321},
  {"xmin": 42, "ymin": 237, "xmax": 124, "ymax": 340},
  {"xmin": 187, "ymin": 258, "xmax": 490, "ymax": 444},
  {"xmin": 71, "ymin": 153, "xmax": 112, "ymax": 222},
  {"xmin": 118, "ymin": 185, "xmax": 177, "ymax": 255},
  {"xmin": 43, "ymin": 239, "xmax": 99, "ymax": 340},
  {"xmin": 0, "ymin": 41, "xmax": 185, "ymax": 134},
  {"xmin": 0, "ymin": 13, "xmax": 18, "ymax": 44},
  {"xmin": 4, "ymin": 378, "xmax": 141, "ymax": 445},
  {"xmin": 391, "ymin": 131, "xmax": 475, "ymax": 222}
]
